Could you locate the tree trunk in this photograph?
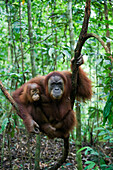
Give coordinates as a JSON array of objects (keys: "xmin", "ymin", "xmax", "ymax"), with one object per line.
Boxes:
[
  {"xmin": 27, "ymin": 0, "xmax": 36, "ymax": 77},
  {"xmin": 104, "ymin": 0, "xmax": 111, "ymax": 53},
  {"xmin": 35, "ymin": 135, "xmax": 41, "ymax": 170},
  {"xmin": 68, "ymin": 0, "xmax": 75, "ymax": 58},
  {"xmin": 19, "ymin": 0, "xmax": 25, "ymax": 83},
  {"xmin": 5, "ymin": 1, "xmax": 13, "ymax": 63},
  {"xmin": 76, "ymin": 102, "xmax": 83, "ymax": 170}
]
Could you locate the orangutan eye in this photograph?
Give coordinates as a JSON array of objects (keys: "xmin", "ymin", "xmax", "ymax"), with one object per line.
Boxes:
[
  {"xmin": 31, "ymin": 89, "xmax": 34, "ymax": 93},
  {"xmin": 57, "ymin": 82, "xmax": 62, "ymax": 86},
  {"xmin": 51, "ymin": 83, "xmax": 56, "ymax": 87}
]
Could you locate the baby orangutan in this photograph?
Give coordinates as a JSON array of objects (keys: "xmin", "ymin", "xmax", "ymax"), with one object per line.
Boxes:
[
  {"xmin": 18, "ymin": 82, "xmax": 59, "ymax": 137},
  {"xmin": 20, "ymin": 83, "xmax": 40, "ymax": 103}
]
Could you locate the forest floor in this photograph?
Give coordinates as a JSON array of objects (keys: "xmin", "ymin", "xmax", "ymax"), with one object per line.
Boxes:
[{"xmin": 0, "ymin": 128, "xmax": 113, "ymax": 170}]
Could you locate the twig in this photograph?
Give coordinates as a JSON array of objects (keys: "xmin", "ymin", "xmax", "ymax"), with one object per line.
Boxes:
[
  {"xmin": 18, "ymin": 33, "xmax": 52, "ymax": 57},
  {"xmin": 97, "ymin": 145, "xmax": 112, "ymax": 165}
]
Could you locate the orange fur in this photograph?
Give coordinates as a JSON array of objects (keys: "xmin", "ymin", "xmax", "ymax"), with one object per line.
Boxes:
[
  {"xmin": 76, "ymin": 67, "xmax": 92, "ymax": 101},
  {"xmin": 12, "ymin": 64, "xmax": 92, "ymax": 138}
]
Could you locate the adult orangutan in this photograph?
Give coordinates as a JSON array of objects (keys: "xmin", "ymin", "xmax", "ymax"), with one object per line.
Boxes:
[
  {"xmin": 12, "ymin": 59, "xmax": 92, "ymax": 138},
  {"xmin": 40, "ymin": 67, "xmax": 92, "ymax": 138},
  {"xmin": 12, "ymin": 76, "xmax": 76, "ymax": 138}
]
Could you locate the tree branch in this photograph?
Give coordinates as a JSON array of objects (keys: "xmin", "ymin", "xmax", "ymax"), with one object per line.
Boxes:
[
  {"xmin": 86, "ymin": 33, "xmax": 110, "ymax": 53},
  {"xmin": 0, "ymin": 81, "xmax": 19, "ymax": 113},
  {"xmin": 0, "ymin": 81, "xmax": 25, "ymax": 120},
  {"xmin": 86, "ymin": 33, "xmax": 113, "ymax": 62},
  {"xmin": 71, "ymin": 0, "xmax": 91, "ymax": 106},
  {"xmin": 74, "ymin": 0, "xmax": 91, "ymax": 59}
]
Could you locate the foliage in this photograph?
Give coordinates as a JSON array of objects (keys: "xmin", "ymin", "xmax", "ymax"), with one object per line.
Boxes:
[
  {"xmin": 77, "ymin": 145, "xmax": 113, "ymax": 170},
  {"xmin": 103, "ymin": 93, "xmax": 113, "ymax": 125},
  {"xmin": 0, "ymin": 0, "xmax": 113, "ymax": 168}
]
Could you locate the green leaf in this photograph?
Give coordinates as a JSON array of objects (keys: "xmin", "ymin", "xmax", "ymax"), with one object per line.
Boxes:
[
  {"xmin": 96, "ymin": 58, "xmax": 102, "ymax": 65},
  {"xmin": 65, "ymin": 163, "xmax": 72, "ymax": 166},
  {"xmin": 48, "ymin": 48, "xmax": 54, "ymax": 57},
  {"xmin": 85, "ymin": 161, "xmax": 96, "ymax": 170},
  {"xmin": 1, "ymin": 118, "xmax": 9, "ymax": 131},
  {"xmin": 103, "ymin": 136, "xmax": 110, "ymax": 140},
  {"xmin": 91, "ymin": 150, "xmax": 99, "ymax": 156},
  {"xmin": 104, "ymin": 96, "xmax": 113, "ymax": 117},
  {"xmin": 94, "ymin": 127, "xmax": 104, "ymax": 131},
  {"xmin": 98, "ymin": 131, "xmax": 106, "ymax": 136},
  {"xmin": 103, "ymin": 95, "xmax": 113, "ymax": 124},
  {"xmin": 77, "ymin": 146, "xmax": 92, "ymax": 153},
  {"xmin": 110, "ymin": 138, "xmax": 113, "ymax": 141},
  {"xmin": 10, "ymin": 73, "xmax": 21, "ymax": 78},
  {"xmin": 62, "ymin": 50, "xmax": 71, "ymax": 58}
]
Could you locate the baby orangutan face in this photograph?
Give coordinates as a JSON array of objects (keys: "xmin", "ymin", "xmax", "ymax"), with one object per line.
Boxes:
[
  {"xmin": 29, "ymin": 83, "xmax": 40, "ymax": 101},
  {"xmin": 19, "ymin": 83, "xmax": 41, "ymax": 104}
]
